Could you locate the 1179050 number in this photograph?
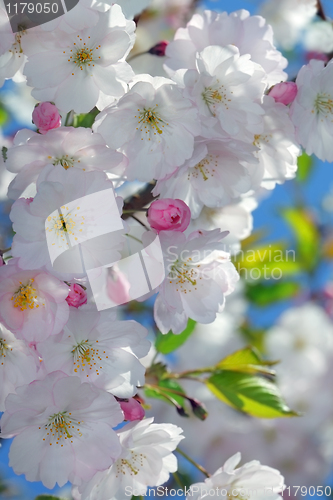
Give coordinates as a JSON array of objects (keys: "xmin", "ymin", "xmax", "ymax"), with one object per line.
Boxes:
[
  {"xmin": 282, "ymin": 486, "xmax": 332, "ymax": 497},
  {"xmin": 5, "ymin": 2, "xmax": 59, "ymax": 14}
]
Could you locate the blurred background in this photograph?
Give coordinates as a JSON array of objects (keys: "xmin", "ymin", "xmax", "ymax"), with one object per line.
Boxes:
[{"xmin": 2, "ymin": 0, "xmax": 333, "ymax": 498}]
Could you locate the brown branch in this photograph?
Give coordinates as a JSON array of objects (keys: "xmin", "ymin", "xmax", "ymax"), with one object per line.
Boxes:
[
  {"xmin": 121, "ymin": 182, "xmax": 156, "ymax": 220},
  {"xmin": 317, "ymin": 0, "xmax": 327, "ymax": 21}
]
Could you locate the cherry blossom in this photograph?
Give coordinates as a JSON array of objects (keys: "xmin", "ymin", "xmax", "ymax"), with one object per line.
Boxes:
[
  {"xmin": 153, "ymin": 139, "xmax": 258, "ymax": 218},
  {"xmin": 37, "ymin": 308, "xmax": 150, "ymax": 398},
  {"xmin": 178, "ymin": 45, "xmax": 266, "ymax": 141},
  {"xmin": 94, "ymin": 74, "xmax": 200, "ymax": 181},
  {"xmin": 0, "ymin": 324, "xmax": 38, "ymax": 411},
  {"xmin": 260, "ymin": 0, "xmax": 317, "ymax": 50},
  {"xmin": 0, "ymin": 371, "xmax": 123, "ymax": 488},
  {"xmin": 0, "ymin": 258, "xmax": 69, "ymax": 342},
  {"xmin": 254, "ymin": 96, "xmax": 300, "ymax": 189},
  {"xmin": 6, "ymin": 127, "xmax": 126, "ymax": 200},
  {"xmin": 187, "ymin": 452, "xmax": 285, "ymax": 500},
  {"xmin": 23, "ymin": 6, "xmax": 136, "ymax": 113},
  {"xmin": 290, "ymin": 59, "xmax": 333, "ymax": 162},
  {"xmin": 0, "ymin": 7, "xmax": 27, "ymax": 87},
  {"xmin": 79, "ymin": 418, "xmax": 184, "ymax": 500},
  {"xmin": 10, "ymin": 167, "xmax": 125, "ymax": 278},
  {"xmin": 165, "ymin": 9, "xmax": 288, "ymax": 86},
  {"xmin": 188, "ymin": 201, "xmax": 254, "ymax": 255},
  {"xmin": 153, "ymin": 229, "xmax": 239, "ymax": 333}
]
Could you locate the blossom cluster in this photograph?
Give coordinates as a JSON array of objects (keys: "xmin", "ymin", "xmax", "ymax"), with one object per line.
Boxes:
[{"xmin": 1, "ymin": 0, "xmax": 331, "ymax": 497}]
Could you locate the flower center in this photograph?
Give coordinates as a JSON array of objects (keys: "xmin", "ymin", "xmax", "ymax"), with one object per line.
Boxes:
[
  {"xmin": 42, "ymin": 411, "xmax": 83, "ymax": 446},
  {"xmin": 115, "ymin": 451, "xmax": 147, "ymax": 477},
  {"xmin": 72, "ymin": 340, "xmax": 104, "ymax": 377},
  {"xmin": 9, "ymin": 30, "xmax": 26, "ymax": 56},
  {"xmin": 169, "ymin": 257, "xmax": 200, "ymax": 291},
  {"xmin": 136, "ymin": 106, "xmax": 168, "ymax": 137},
  {"xmin": 0, "ymin": 338, "xmax": 11, "ymax": 366},
  {"xmin": 253, "ymin": 133, "xmax": 272, "ymax": 148},
  {"xmin": 314, "ymin": 93, "xmax": 333, "ymax": 116},
  {"xmin": 65, "ymin": 36, "xmax": 101, "ymax": 74},
  {"xmin": 11, "ymin": 279, "xmax": 40, "ymax": 311},
  {"xmin": 190, "ymin": 154, "xmax": 218, "ymax": 181},
  {"xmin": 202, "ymin": 81, "xmax": 231, "ymax": 116},
  {"xmin": 46, "ymin": 206, "xmax": 85, "ymax": 246},
  {"xmin": 53, "ymin": 155, "xmax": 76, "ymax": 170}
]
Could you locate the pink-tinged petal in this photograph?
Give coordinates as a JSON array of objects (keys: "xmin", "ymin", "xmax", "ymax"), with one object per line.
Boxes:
[
  {"xmin": 25, "ymin": 50, "xmax": 72, "ymax": 88},
  {"xmin": 36, "ymin": 273, "xmax": 69, "ymax": 303},
  {"xmin": 0, "ymin": 291, "xmax": 24, "ymax": 330},
  {"xmin": 99, "ymin": 30, "xmax": 132, "ymax": 65},
  {"xmin": 55, "ymin": 73, "xmax": 100, "ymax": 114},
  {"xmin": 9, "ymin": 429, "xmax": 46, "ymax": 482}
]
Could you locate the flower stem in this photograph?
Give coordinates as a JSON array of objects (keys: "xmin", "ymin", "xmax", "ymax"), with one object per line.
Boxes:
[
  {"xmin": 176, "ymin": 448, "xmax": 211, "ymax": 478},
  {"xmin": 173, "ymin": 471, "xmax": 185, "ymax": 489}
]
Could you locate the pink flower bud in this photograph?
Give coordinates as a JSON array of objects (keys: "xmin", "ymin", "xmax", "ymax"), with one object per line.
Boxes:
[
  {"xmin": 0, "ymin": 256, "xmax": 4, "ymax": 266},
  {"xmin": 147, "ymin": 198, "xmax": 191, "ymax": 233},
  {"xmin": 107, "ymin": 265, "xmax": 131, "ymax": 306},
  {"xmin": 148, "ymin": 40, "xmax": 169, "ymax": 57},
  {"xmin": 32, "ymin": 102, "xmax": 61, "ymax": 134},
  {"xmin": 120, "ymin": 398, "xmax": 145, "ymax": 421},
  {"xmin": 268, "ymin": 82, "xmax": 298, "ymax": 105},
  {"xmin": 66, "ymin": 283, "xmax": 87, "ymax": 308}
]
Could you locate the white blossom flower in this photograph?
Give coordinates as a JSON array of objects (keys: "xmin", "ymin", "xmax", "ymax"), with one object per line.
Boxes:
[
  {"xmin": 260, "ymin": 0, "xmax": 317, "ymax": 50},
  {"xmin": 254, "ymin": 96, "xmax": 300, "ymax": 189},
  {"xmin": 23, "ymin": 6, "xmax": 135, "ymax": 113},
  {"xmin": 0, "ymin": 371, "xmax": 123, "ymax": 488},
  {"xmin": 37, "ymin": 308, "xmax": 150, "ymax": 398},
  {"xmin": 10, "ymin": 167, "xmax": 125, "ymax": 279},
  {"xmin": 153, "ymin": 229, "xmax": 239, "ymax": 334},
  {"xmin": 153, "ymin": 139, "xmax": 259, "ymax": 218},
  {"xmin": 0, "ymin": 258, "xmax": 69, "ymax": 342},
  {"xmin": 303, "ymin": 21, "xmax": 333, "ymax": 54},
  {"xmin": 94, "ymin": 74, "xmax": 200, "ymax": 181},
  {"xmin": 165, "ymin": 9, "xmax": 287, "ymax": 86},
  {"xmin": 290, "ymin": 59, "xmax": 333, "ymax": 162},
  {"xmin": 0, "ymin": 324, "xmax": 37, "ymax": 411},
  {"xmin": 266, "ymin": 304, "xmax": 333, "ymax": 395},
  {"xmin": 105, "ymin": 0, "xmax": 151, "ymax": 19},
  {"xmin": 6, "ymin": 127, "xmax": 126, "ymax": 200},
  {"xmin": 178, "ymin": 45, "xmax": 265, "ymax": 142},
  {"xmin": 79, "ymin": 417, "xmax": 184, "ymax": 500},
  {"xmin": 0, "ymin": 8, "xmax": 27, "ymax": 87},
  {"xmin": 188, "ymin": 202, "xmax": 254, "ymax": 255},
  {"xmin": 187, "ymin": 452, "xmax": 285, "ymax": 500}
]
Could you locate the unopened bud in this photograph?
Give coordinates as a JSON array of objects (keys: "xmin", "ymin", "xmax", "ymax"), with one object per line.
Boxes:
[{"xmin": 148, "ymin": 41, "xmax": 169, "ymax": 57}]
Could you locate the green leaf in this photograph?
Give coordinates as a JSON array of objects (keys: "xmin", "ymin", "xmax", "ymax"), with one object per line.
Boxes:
[
  {"xmin": 245, "ymin": 281, "xmax": 301, "ymax": 306},
  {"xmin": 155, "ymin": 319, "xmax": 196, "ymax": 354},
  {"xmin": 216, "ymin": 346, "xmax": 276, "ymax": 375},
  {"xmin": 73, "ymin": 108, "xmax": 99, "ymax": 128},
  {"xmin": 206, "ymin": 371, "xmax": 297, "ymax": 418},
  {"xmin": 234, "ymin": 242, "xmax": 302, "ymax": 280},
  {"xmin": 35, "ymin": 496, "xmax": 63, "ymax": 500},
  {"xmin": 296, "ymin": 153, "xmax": 313, "ymax": 183},
  {"xmin": 281, "ymin": 207, "xmax": 319, "ymax": 271}
]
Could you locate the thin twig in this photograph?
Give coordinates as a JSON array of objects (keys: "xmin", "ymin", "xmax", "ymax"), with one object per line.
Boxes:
[
  {"xmin": 176, "ymin": 448, "xmax": 211, "ymax": 478},
  {"xmin": 317, "ymin": 0, "xmax": 327, "ymax": 21}
]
